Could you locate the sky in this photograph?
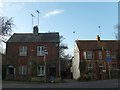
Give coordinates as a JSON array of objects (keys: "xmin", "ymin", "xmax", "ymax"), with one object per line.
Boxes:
[{"xmin": 0, "ymin": 0, "xmax": 118, "ymax": 55}]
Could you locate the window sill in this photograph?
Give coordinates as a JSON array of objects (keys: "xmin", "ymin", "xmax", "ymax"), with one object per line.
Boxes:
[{"xmin": 37, "ymin": 75, "xmax": 45, "ymax": 77}]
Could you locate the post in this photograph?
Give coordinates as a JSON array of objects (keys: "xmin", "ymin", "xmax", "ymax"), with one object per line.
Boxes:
[
  {"xmin": 36, "ymin": 10, "xmax": 40, "ymax": 27},
  {"xmin": 44, "ymin": 55, "xmax": 46, "ymax": 83},
  {"xmin": 31, "ymin": 14, "xmax": 35, "ymax": 27},
  {"xmin": 58, "ymin": 46, "xmax": 61, "ymax": 77},
  {"xmin": 108, "ymin": 62, "xmax": 111, "ymax": 79}
]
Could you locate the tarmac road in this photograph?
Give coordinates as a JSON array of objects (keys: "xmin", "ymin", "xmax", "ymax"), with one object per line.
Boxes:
[{"xmin": 1, "ymin": 79, "xmax": 119, "ymax": 88}]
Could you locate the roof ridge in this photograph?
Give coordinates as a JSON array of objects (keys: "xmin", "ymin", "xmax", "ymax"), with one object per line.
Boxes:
[
  {"xmin": 7, "ymin": 32, "xmax": 60, "ymax": 43},
  {"xmin": 14, "ymin": 32, "xmax": 59, "ymax": 35}
]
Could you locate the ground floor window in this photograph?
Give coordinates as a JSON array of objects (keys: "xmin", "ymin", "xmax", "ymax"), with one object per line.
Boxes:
[
  {"xmin": 37, "ymin": 65, "xmax": 45, "ymax": 76},
  {"xmin": 19, "ymin": 65, "xmax": 27, "ymax": 75},
  {"xmin": 99, "ymin": 64, "xmax": 104, "ymax": 71},
  {"xmin": 87, "ymin": 64, "xmax": 94, "ymax": 71}
]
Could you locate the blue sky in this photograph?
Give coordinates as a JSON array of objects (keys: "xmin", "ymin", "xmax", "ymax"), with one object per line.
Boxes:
[{"xmin": 0, "ymin": 1, "xmax": 118, "ymax": 55}]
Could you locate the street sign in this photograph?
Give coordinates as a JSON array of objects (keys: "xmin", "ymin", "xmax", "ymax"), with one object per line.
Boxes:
[
  {"xmin": 106, "ymin": 57, "xmax": 112, "ymax": 62},
  {"xmin": 44, "ymin": 51, "xmax": 48, "ymax": 54}
]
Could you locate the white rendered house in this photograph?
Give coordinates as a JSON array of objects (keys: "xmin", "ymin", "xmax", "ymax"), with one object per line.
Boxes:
[{"xmin": 72, "ymin": 42, "xmax": 80, "ymax": 79}]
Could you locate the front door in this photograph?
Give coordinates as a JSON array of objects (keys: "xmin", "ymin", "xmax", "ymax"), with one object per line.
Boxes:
[
  {"xmin": 8, "ymin": 65, "xmax": 15, "ymax": 75},
  {"xmin": 49, "ymin": 67, "xmax": 56, "ymax": 76}
]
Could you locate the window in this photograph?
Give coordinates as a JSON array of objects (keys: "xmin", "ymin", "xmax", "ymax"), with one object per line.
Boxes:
[
  {"xmin": 37, "ymin": 65, "xmax": 45, "ymax": 76},
  {"xmin": 19, "ymin": 65, "xmax": 27, "ymax": 75},
  {"xmin": 37, "ymin": 46, "xmax": 45, "ymax": 56},
  {"xmin": 99, "ymin": 64, "xmax": 104, "ymax": 71},
  {"xmin": 87, "ymin": 51, "xmax": 93, "ymax": 59},
  {"xmin": 7, "ymin": 65, "xmax": 15, "ymax": 75},
  {"xmin": 88, "ymin": 64, "xmax": 93, "ymax": 71},
  {"xmin": 84, "ymin": 51, "xmax": 94, "ymax": 60},
  {"xmin": 112, "ymin": 51, "xmax": 116, "ymax": 59},
  {"xmin": 106, "ymin": 50, "xmax": 111, "ymax": 57},
  {"xmin": 19, "ymin": 46, "xmax": 27, "ymax": 56},
  {"xmin": 84, "ymin": 51, "xmax": 87, "ymax": 60},
  {"xmin": 98, "ymin": 51, "xmax": 102, "ymax": 60}
]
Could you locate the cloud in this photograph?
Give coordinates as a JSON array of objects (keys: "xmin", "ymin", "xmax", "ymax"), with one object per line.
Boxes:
[{"xmin": 44, "ymin": 9, "xmax": 64, "ymax": 18}]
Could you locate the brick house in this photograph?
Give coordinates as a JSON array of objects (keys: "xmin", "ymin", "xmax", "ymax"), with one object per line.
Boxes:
[
  {"xmin": 72, "ymin": 35, "xmax": 119, "ymax": 80},
  {"xmin": 5, "ymin": 26, "xmax": 60, "ymax": 81}
]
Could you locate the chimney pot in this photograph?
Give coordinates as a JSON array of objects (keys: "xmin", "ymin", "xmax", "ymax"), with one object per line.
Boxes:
[
  {"xmin": 33, "ymin": 25, "xmax": 39, "ymax": 35},
  {"xmin": 96, "ymin": 35, "xmax": 100, "ymax": 41}
]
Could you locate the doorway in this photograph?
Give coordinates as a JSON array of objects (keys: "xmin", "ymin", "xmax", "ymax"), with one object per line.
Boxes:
[{"xmin": 8, "ymin": 65, "xmax": 15, "ymax": 75}]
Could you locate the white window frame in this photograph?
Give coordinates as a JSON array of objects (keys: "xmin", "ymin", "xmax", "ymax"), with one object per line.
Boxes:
[
  {"xmin": 19, "ymin": 46, "xmax": 27, "ymax": 56},
  {"xmin": 84, "ymin": 51, "xmax": 87, "ymax": 60},
  {"xmin": 37, "ymin": 65, "xmax": 45, "ymax": 76},
  {"xmin": 106, "ymin": 50, "xmax": 111, "ymax": 57},
  {"xmin": 98, "ymin": 51, "xmax": 102, "ymax": 60},
  {"xmin": 87, "ymin": 64, "xmax": 93, "ymax": 71},
  {"xmin": 84, "ymin": 51, "xmax": 93, "ymax": 60},
  {"xmin": 7, "ymin": 65, "xmax": 15, "ymax": 75},
  {"xmin": 19, "ymin": 65, "xmax": 27, "ymax": 75},
  {"xmin": 99, "ymin": 64, "xmax": 104, "ymax": 70},
  {"xmin": 37, "ymin": 46, "xmax": 45, "ymax": 56}
]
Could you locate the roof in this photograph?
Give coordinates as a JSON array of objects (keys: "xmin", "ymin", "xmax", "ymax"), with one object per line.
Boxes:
[
  {"xmin": 7, "ymin": 32, "xmax": 60, "ymax": 43},
  {"xmin": 76, "ymin": 40, "xmax": 119, "ymax": 50}
]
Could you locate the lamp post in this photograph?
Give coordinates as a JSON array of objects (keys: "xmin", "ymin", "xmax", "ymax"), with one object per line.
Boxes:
[
  {"xmin": 44, "ymin": 54, "xmax": 46, "ymax": 83},
  {"xmin": 106, "ymin": 51, "xmax": 112, "ymax": 79},
  {"xmin": 43, "ymin": 46, "xmax": 48, "ymax": 83},
  {"xmin": 108, "ymin": 62, "xmax": 111, "ymax": 79}
]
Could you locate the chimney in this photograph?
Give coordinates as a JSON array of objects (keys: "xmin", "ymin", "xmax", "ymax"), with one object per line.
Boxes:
[
  {"xmin": 33, "ymin": 25, "xmax": 39, "ymax": 35},
  {"xmin": 96, "ymin": 35, "xmax": 100, "ymax": 41}
]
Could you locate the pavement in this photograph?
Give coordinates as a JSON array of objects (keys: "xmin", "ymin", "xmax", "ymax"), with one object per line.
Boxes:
[{"xmin": 62, "ymin": 79, "xmax": 79, "ymax": 83}]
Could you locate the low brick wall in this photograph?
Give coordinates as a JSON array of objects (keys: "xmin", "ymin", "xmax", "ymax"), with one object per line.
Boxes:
[{"xmin": 31, "ymin": 77, "xmax": 45, "ymax": 82}]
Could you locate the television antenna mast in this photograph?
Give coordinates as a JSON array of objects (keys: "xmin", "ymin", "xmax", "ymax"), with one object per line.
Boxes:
[
  {"xmin": 36, "ymin": 10, "xmax": 40, "ymax": 27},
  {"xmin": 31, "ymin": 14, "xmax": 35, "ymax": 27},
  {"xmin": 98, "ymin": 26, "xmax": 101, "ymax": 37}
]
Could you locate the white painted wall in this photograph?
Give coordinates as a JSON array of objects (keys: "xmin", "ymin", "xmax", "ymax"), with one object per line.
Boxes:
[{"xmin": 72, "ymin": 42, "xmax": 80, "ymax": 79}]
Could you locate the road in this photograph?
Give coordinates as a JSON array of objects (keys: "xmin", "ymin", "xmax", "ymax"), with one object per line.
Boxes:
[{"xmin": 1, "ymin": 79, "xmax": 119, "ymax": 88}]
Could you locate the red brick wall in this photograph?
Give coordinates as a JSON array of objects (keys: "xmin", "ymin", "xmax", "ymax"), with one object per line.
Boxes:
[
  {"xmin": 79, "ymin": 50, "xmax": 118, "ymax": 79},
  {"xmin": 6, "ymin": 42, "xmax": 59, "ymax": 80}
]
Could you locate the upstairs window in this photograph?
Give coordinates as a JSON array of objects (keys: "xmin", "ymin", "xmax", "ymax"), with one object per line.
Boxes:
[
  {"xmin": 84, "ymin": 51, "xmax": 94, "ymax": 60},
  {"xmin": 106, "ymin": 50, "xmax": 111, "ymax": 57},
  {"xmin": 87, "ymin": 51, "xmax": 93, "ymax": 59},
  {"xmin": 84, "ymin": 51, "xmax": 87, "ymax": 60},
  {"xmin": 37, "ymin": 46, "xmax": 45, "ymax": 56},
  {"xmin": 19, "ymin": 46, "xmax": 27, "ymax": 56},
  {"xmin": 98, "ymin": 51, "xmax": 102, "ymax": 60}
]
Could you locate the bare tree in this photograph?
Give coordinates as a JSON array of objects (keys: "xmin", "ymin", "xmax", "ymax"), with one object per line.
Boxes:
[
  {"xmin": 0, "ymin": 17, "xmax": 14, "ymax": 42},
  {"xmin": 114, "ymin": 25, "xmax": 120, "ymax": 40},
  {"xmin": 59, "ymin": 35, "xmax": 68, "ymax": 58},
  {"xmin": 0, "ymin": 17, "xmax": 14, "ymax": 53}
]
